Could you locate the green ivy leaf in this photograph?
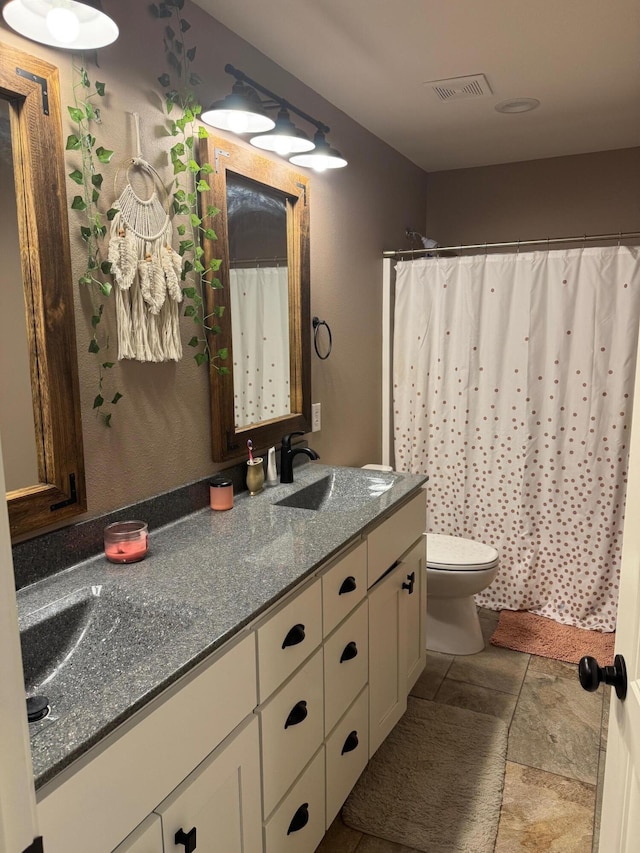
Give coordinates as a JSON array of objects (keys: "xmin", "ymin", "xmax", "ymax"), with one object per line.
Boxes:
[
  {"xmin": 107, "ymin": 208, "xmax": 118, "ymax": 221},
  {"xmin": 85, "ymin": 102, "xmax": 96, "ymax": 120},
  {"xmin": 100, "ymin": 261, "xmax": 112, "ymax": 275},
  {"xmin": 102, "ymin": 362, "xmax": 115, "ymax": 369},
  {"xmin": 180, "ymin": 18, "xmax": 191, "ymax": 32},
  {"xmin": 80, "ymin": 226, "xmax": 91, "ymax": 242},
  {"xmin": 92, "ymin": 189, "xmax": 100, "ymax": 203},
  {"xmin": 198, "ymin": 126, "xmax": 209, "ymax": 139},
  {"xmin": 212, "ymin": 305, "xmax": 225, "ymax": 318},
  {"xmin": 206, "ymin": 205, "xmax": 220, "ymax": 218},
  {"xmin": 189, "ymin": 73, "xmax": 202, "ymax": 87},
  {"xmin": 96, "ymin": 146, "xmax": 114, "ymax": 164},
  {"xmin": 81, "ymin": 68, "xmax": 90, "ymax": 88},
  {"xmin": 210, "ymin": 324, "xmax": 222, "ymax": 335},
  {"xmin": 174, "ymin": 188, "xmax": 186, "ymax": 201},
  {"xmin": 104, "ymin": 413, "xmax": 112, "ymax": 427},
  {"xmin": 79, "ymin": 273, "xmax": 93, "ymax": 285},
  {"xmin": 71, "ymin": 196, "xmax": 87, "ymax": 210},
  {"xmin": 173, "ymin": 160, "xmax": 187, "ymax": 175},
  {"xmin": 183, "ymin": 260, "xmax": 193, "ymax": 274},
  {"xmin": 177, "ymin": 224, "xmax": 186, "ymax": 235},
  {"xmin": 184, "ymin": 305, "xmax": 196, "ymax": 317},
  {"xmin": 158, "ymin": 73, "xmax": 171, "ymax": 88},
  {"xmin": 95, "ymin": 81, "xmax": 106, "ymax": 97},
  {"xmin": 182, "ymin": 286, "xmax": 196, "ymax": 298},
  {"xmin": 200, "ymin": 162, "xmax": 213, "ymax": 175},
  {"xmin": 99, "ymin": 280, "xmax": 112, "ymax": 297},
  {"xmin": 196, "ymin": 179, "xmax": 210, "ymax": 192},
  {"xmin": 194, "ymin": 352, "xmax": 207, "ymax": 366},
  {"xmin": 68, "ymin": 105, "xmax": 85, "ymax": 123},
  {"xmin": 210, "ymin": 277, "xmax": 222, "ymax": 289},
  {"xmin": 208, "ymin": 258, "xmax": 222, "ymax": 271},
  {"xmin": 89, "ymin": 339, "xmax": 100, "ymax": 354},
  {"xmin": 194, "ymin": 261, "xmax": 205, "ymax": 273},
  {"xmin": 203, "ymin": 228, "xmax": 217, "ymax": 241},
  {"xmin": 189, "ymin": 212, "xmax": 201, "ymax": 226},
  {"xmin": 218, "ymin": 366, "xmax": 230, "ymax": 376},
  {"xmin": 91, "ymin": 173, "xmax": 104, "ymax": 188},
  {"xmin": 186, "ymin": 46, "xmax": 196, "ymax": 61},
  {"xmin": 66, "ymin": 134, "xmax": 82, "ymax": 150},
  {"xmin": 179, "ymin": 239, "xmax": 195, "ymax": 254},
  {"xmin": 91, "ymin": 313, "xmax": 101, "ymax": 329},
  {"xmin": 188, "ymin": 336, "xmax": 199, "ymax": 347},
  {"xmin": 112, "ymin": 392, "xmax": 123, "ymax": 404},
  {"xmin": 217, "ymin": 347, "xmax": 228, "ymax": 360},
  {"xmin": 69, "ymin": 169, "xmax": 84, "ymax": 185},
  {"xmin": 93, "ymin": 394, "xmax": 104, "ymax": 409},
  {"xmin": 165, "ymin": 25, "xmax": 175, "ymax": 40}
]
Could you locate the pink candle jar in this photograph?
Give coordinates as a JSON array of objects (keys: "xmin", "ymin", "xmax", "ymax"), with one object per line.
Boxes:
[
  {"xmin": 209, "ymin": 476, "xmax": 234, "ymax": 511},
  {"xmin": 104, "ymin": 520, "xmax": 148, "ymax": 563}
]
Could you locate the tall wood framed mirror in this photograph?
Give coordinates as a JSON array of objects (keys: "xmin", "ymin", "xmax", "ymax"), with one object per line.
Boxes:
[
  {"xmin": 0, "ymin": 43, "xmax": 86, "ymax": 538},
  {"xmin": 200, "ymin": 134, "xmax": 311, "ymax": 462}
]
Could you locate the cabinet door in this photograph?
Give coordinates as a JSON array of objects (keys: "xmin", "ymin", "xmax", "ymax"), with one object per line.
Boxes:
[
  {"xmin": 112, "ymin": 815, "xmax": 163, "ymax": 853},
  {"xmin": 401, "ymin": 538, "xmax": 427, "ymax": 694},
  {"xmin": 155, "ymin": 715, "xmax": 261, "ymax": 853},
  {"xmin": 368, "ymin": 562, "xmax": 407, "ymax": 757}
]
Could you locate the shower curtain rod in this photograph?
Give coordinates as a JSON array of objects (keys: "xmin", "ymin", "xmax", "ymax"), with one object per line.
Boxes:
[{"xmin": 383, "ymin": 230, "xmax": 640, "ymax": 258}]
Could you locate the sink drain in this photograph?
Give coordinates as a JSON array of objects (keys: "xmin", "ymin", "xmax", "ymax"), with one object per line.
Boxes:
[{"xmin": 27, "ymin": 695, "xmax": 50, "ymax": 722}]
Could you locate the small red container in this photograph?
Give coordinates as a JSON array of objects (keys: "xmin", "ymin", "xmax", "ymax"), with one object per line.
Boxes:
[
  {"xmin": 104, "ymin": 520, "xmax": 148, "ymax": 563},
  {"xmin": 210, "ymin": 476, "xmax": 234, "ymax": 511}
]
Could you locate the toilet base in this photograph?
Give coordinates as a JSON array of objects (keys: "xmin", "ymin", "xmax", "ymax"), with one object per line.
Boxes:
[{"xmin": 426, "ymin": 594, "xmax": 485, "ymax": 655}]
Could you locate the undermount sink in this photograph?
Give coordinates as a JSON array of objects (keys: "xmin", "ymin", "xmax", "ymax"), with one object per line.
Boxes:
[{"xmin": 275, "ymin": 470, "xmax": 397, "ymax": 512}]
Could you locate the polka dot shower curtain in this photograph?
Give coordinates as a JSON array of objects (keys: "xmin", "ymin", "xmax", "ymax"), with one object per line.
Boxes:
[
  {"xmin": 230, "ymin": 266, "xmax": 290, "ymax": 428},
  {"xmin": 393, "ymin": 246, "xmax": 640, "ymax": 630}
]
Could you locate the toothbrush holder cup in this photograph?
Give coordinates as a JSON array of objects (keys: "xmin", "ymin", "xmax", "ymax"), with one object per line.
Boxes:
[{"xmin": 246, "ymin": 458, "xmax": 265, "ymax": 495}]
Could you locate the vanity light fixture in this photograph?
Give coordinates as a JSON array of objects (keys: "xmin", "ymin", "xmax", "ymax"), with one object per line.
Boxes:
[
  {"xmin": 2, "ymin": 0, "xmax": 119, "ymax": 50},
  {"xmin": 202, "ymin": 64, "xmax": 347, "ymax": 171}
]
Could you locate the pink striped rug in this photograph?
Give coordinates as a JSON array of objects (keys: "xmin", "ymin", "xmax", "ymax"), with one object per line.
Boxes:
[{"xmin": 490, "ymin": 610, "xmax": 615, "ymax": 665}]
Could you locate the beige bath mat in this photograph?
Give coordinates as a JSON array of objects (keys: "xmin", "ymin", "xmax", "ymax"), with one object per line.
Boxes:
[
  {"xmin": 490, "ymin": 609, "xmax": 615, "ymax": 665},
  {"xmin": 342, "ymin": 697, "xmax": 507, "ymax": 853}
]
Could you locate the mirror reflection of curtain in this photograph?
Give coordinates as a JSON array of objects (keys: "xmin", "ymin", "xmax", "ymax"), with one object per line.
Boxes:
[{"xmin": 231, "ymin": 266, "xmax": 290, "ymax": 428}]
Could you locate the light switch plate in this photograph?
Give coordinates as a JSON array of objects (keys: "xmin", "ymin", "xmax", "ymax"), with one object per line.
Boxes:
[{"xmin": 311, "ymin": 402, "xmax": 321, "ymax": 432}]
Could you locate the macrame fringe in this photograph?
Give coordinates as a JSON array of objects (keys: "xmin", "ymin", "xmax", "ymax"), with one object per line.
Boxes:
[{"xmin": 107, "ymin": 185, "xmax": 184, "ymax": 362}]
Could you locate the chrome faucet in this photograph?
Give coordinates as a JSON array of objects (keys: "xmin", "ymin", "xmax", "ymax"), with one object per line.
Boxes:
[{"xmin": 280, "ymin": 431, "xmax": 320, "ymax": 483}]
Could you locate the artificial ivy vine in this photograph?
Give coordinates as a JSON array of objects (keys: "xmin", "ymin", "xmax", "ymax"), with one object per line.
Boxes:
[
  {"xmin": 150, "ymin": 0, "xmax": 227, "ymax": 371},
  {"xmin": 67, "ymin": 61, "xmax": 122, "ymax": 426}
]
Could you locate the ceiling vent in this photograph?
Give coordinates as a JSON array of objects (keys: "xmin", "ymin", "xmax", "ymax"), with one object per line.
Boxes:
[{"xmin": 426, "ymin": 74, "xmax": 493, "ymax": 102}]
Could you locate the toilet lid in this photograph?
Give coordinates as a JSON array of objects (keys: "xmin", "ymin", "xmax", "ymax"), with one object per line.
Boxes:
[{"xmin": 427, "ymin": 533, "xmax": 499, "ymax": 571}]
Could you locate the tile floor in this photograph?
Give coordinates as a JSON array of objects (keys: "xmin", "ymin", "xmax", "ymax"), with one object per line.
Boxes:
[{"xmin": 317, "ymin": 608, "xmax": 609, "ymax": 853}]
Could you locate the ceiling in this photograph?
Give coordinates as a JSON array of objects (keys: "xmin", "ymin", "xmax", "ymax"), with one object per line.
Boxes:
[{"xmin": 193, "ymin": 0, "xmax": 640, "ymax": 173}]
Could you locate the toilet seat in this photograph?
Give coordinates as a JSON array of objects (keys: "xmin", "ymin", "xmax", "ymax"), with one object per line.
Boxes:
[{"xmin": 427, "ymin": 533, "xmax": 499, "ymax": 571}]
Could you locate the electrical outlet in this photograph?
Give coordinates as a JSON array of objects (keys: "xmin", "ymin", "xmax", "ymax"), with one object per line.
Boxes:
[{"xmin": 311, "ymin": 402, "xmax": 321, "ymax": 432}]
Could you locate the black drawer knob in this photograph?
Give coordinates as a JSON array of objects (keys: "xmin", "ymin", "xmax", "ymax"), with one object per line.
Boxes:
[
  {"xmin": 284, "ymin": 700, "xmax": 308, "ymax": 729},
  {"xmin": 282, "ymin": 623, "xmax": 306, "ymax": 648},
  {"xmin": 402, "ymin": 571, "xmax": 415, "ymax": 594},
  {"xmin": 175, "ymin": 827, "xmax": 197, "ymax": 852},
  {"xmin": 287, "ymin": 803, "xmax": 309, "ymax": 835},
  {"xmin": 340, "ymin": 641, "xmax": 358, "ymax": 663},
  {"xmin": 579, "ymin": 654, "xmax": 627, "ymax": 700},
  {"xmin": 341, "ymin": 730, "xmax": 359, "ymax": 754},
  {"xmin": 339, "ymin": 576, "xmax": 357, "ymax": 595}
]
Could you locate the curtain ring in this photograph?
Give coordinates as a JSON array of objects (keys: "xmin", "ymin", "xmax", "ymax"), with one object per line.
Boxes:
[
  {"xmin": 516, "ymin": 239, "xmax": 521, "ymax": 255},
  {"xmin": 484, "ymin": 242, "xmax": 488, "ymax": 255},
  {"xmin": 313, "ymin": 316, "xmax": 332, "ymax": 360},
  {"xmin": 618, "ymin": 231, "xmax": 622, "ymax": 247}
]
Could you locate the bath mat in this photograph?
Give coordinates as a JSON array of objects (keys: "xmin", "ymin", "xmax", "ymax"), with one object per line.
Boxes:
[
  {"xmin": 490, "ymin": 609, "xmax": 615, "ymax": 665},
  {"xmin": 342, "ymin": 697, "xmax": 507, "ymax": 853}
]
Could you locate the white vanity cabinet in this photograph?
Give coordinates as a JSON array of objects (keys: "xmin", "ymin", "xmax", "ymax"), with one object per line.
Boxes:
[{"xmin": 111, "ymin": 815, "xmax": 163, "ymax": 853}]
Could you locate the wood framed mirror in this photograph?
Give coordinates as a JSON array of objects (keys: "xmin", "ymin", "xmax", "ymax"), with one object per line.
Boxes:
[
  {"xmin": 200, "ymin": 134, "xmax": 311, "ymax": 462},
  {"xmin": 0, "ymin": 43, "xmax": 86, "ymax": 538}
]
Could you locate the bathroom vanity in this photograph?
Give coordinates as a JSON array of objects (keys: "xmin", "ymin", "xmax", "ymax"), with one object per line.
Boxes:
[{"xmin": 21, "ymin": 465, "xmax": 427, "ymax": 853}]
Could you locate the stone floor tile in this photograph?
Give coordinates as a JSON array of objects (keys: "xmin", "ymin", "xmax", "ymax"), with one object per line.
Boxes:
[
  {"xmin": 315, "ymin": 815, "xmax": 362, "ymax": 852},
  {"xmin": 529, "ymin": 654, "xmax": 579, "ymax": 681},
  {"xmin": 410, "ymin": 650, "xmax": 453, "ymax": 701},
  {"xmin": 592, "ymin": 749, "xmax": 607, "ymax": 853},
  {"xmin": 435, "ymin": 676, "xmax": 518, "ymax": 725},
  {"xmin": 600, "ymin": 686, "xmax": 610, "ymax": 749},
  {"xmin": 447, "ymin": 642, "xmax": 530, "ymax": 695},
  {"xmin": 353, "ymin": 836, "xmax": 423, "ymax": 853},
  {"xmin": 508, "ymin": 670, "xmax": 602, "ymax": 784},
  {"xmin": 495, "ymin": 762, "xmax": 595, "ymax": 852}
]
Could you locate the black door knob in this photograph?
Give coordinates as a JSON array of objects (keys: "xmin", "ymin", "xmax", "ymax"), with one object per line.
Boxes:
[{"xmin": 578, "ymin": 654, "xmax": 627, "ymax": 701}]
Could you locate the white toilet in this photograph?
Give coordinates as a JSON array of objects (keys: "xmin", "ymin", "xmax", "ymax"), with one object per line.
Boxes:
[{"xmin": 426, "ymin": 533, "xmax": 499, "ymax": 655}]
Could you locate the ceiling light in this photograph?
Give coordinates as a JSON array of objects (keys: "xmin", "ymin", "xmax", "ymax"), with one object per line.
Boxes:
[
  {"xmin": 495, "ymin": 98, "xmax": 541, "ymax": 114},
  {"xmin": 250, "ymin": 108, "xmax": 315, "ymax": 156},
  {"xmin": 201, "ymin": 80, "xmax": 275, "ymax": 134},
  {"xmin": 290, "ymin": 130, "xmax": 347, "ymax": 171},
  {"xmin": 2, "ymin": 0, "xmax": 119, "ymax": 50}
]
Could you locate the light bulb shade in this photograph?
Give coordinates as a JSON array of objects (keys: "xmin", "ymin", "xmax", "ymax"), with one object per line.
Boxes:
[
  {"xmin": 289, "ymin": 132, "xmax": 347, "ymax": 170},
  {"xmin": 201, "ymin": 81, "xmax": 275, "ymax": 133},
  {"xmin": 2, "ymin": 0, "xmax": 119, "ymax": 50},
  {"xmin": 250, "ymin": 108, "xmax": 316, "ymax": 155}
]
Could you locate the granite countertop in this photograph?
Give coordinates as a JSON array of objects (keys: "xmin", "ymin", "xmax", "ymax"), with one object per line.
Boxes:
[{"xmin": 18, "ymin": 464, "xmax": 426, "ymax": 789}]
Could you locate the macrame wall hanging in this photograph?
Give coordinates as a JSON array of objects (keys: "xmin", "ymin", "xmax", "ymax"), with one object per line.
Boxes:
[{"xmin": 108, "ymin": 113, "xmax": 184, "ymax": 362}]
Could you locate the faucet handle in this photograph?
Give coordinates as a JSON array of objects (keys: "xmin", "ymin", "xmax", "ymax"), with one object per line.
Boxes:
[{"xmin": 281, "ymin": 431, "xmax": 305, "ymax": 449}]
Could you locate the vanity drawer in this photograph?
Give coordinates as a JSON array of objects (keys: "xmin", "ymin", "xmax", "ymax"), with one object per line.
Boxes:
[
  {"xmin": 260, "ymin": 648, "xmax": 324, "ymax": 818},
  {"xmin": 263, "ymin": 747, "xmax": 326, "ymax": 853},
  {"xmin": 321, "ymin": 540, "xmax": 367, "ymax": 637},
  {"xmin": 256, "ymin": 579, "xmax": 322, "ymax": 702},
  {"xmin": 367, "ymin": 491, "xmax": 426, "ymax": 588},
  {"xmin": 323, "ymin": 600, "xmax": 368, "ymax": 735},
  {"xmin": 325, "ymin": 687, "xmax": 369, "ymax": 829}
]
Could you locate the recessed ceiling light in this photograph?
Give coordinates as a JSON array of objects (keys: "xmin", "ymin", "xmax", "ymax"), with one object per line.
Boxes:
[{"xmin": 495, "ymin": 98, "xmax": 541, "ymax": 114}]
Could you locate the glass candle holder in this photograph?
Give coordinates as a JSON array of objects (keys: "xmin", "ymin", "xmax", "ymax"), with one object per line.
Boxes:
[
  {"xmin": 104, "ymin": 520, "xmax": 148, "ymax": 564},
  {"xmin": 210, "ymin": 476, "xmax": 234, "ymax": 510},
  {"xmin": 246, "ymin": 458, "xmax": 264, "ymax": 495}
]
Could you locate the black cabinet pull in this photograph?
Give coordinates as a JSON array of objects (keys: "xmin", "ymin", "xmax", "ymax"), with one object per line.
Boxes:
[
  {"xmin": 287, "ymin": 803, "xmax": 309, "ymax": 835},
  {"xmin": 175, "ymin": 827, "xmax": 197, "ymax": 852},
  {"xmin": 284, "ymin": 700, "xmax": 308, "ymax": 728},
  {"xmin": 402, "ymin": 571, "xmax": 416, "ymax": 595},
  {"xmin": 340, "ymin": 641, "xmax": 358, "ymax": 663},
  {"xmin": 341, "ymin": 730, "xmax": 359, "ymax": 754},
  {"xmin": 339, "ymin": 576, "xmax": 357, "ymax": 595},
  {"xmin": 282, "ymin": 623, "xmax": 306, "ymax": 648}
]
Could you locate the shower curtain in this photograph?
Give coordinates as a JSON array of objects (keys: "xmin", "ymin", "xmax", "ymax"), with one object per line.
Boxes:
[
  {"xmin": 230, "ymin": 266, "xmax": 290, "ymax": 428},
  {"xmin": 393, "ymin": 246, "xmax": 640, "ymax": 630}
]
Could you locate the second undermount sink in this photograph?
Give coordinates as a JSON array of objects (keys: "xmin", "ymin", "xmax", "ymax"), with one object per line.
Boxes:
[{"xmin": 275, "ymin": 470, "xmax": 397, "ymax": 512}]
